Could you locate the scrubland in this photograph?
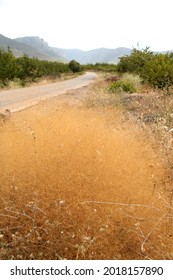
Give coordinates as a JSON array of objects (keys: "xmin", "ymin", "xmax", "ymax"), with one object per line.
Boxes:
[{"xmin": 0, "ymin": 75, "xmax": 173, "ymax": 260}]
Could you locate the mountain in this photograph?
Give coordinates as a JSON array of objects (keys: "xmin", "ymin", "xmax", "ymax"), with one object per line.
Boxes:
[
  {"xmin": 1, "ymin": 34, "xmax": 173, "ymax": 64},
  {"xmin": 15, "ymin": 36, "xmax": 132, "ymax": 64},
  {"xmin": 15, "ymin": 36, "xmax": 66, "ymax": 62},
  {"xmin": 53, "ymin": 48, "xmax": 86, "ymax": 63},
  {"xmin": 0, "ymin": 34, "xmax": 53, "ymax": 60},
  {"xmin": 0, "ymin": 34, "xmax": 132, "ymax": 64},
  {"xmin": 52, "ymin": 47, "xmax": 132, "ymax": 64}
]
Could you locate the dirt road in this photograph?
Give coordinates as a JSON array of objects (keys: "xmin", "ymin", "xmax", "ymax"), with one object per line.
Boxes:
[{"xmin": 0, "ymin": 72, "xmax": 97, "ymax": 112}]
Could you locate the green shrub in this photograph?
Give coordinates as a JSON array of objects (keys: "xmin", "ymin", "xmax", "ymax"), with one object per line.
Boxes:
[
  {"xmin": 109, "ymin": 80, "xmax": 136, "ymax": 93},
  {"xmin": 122, "ymin": 73, "xmax": 142, "ymax": 90},
  {"xmin": 0, "ymin": 48, "xmax": 71, "ymax": 87},
  {"xmin": 68, "ymin": 60, "xmax": 81, "ymax": 73},
  {"xmin": 117, "ymin": 47, "xmax": 153, "ymax": 74},
  {"xmin": 117, "ymin": 47, "xmax": 173, "ymax": 91},
  {"xmin": 108, "ymin": 73, "xmax": 141, "ymax": 94},
  {"xmin": 142, "ymin": 54, "xmax": 173, "ymax": 90},
  {"xmin": 83, "ymin": 63, "xmax": 117, "ymax": 72},
  {"xmin": 0, "ymin": 48, "xmax": 17, "ymax": 85}
]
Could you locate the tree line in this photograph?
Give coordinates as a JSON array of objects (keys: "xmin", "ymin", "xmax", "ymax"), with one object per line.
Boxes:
[
  {"xmin": 1, "ymin": 47, "xmax": 173, "ymax": 91},
  {"xmin": 0, "ymin": 48, "xmax": 82, "ymax": 87}
]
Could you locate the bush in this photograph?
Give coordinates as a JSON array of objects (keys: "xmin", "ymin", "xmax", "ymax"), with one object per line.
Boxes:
[
  {"xmin": 0, "ymin": 48, "xmax": 72, "ymax": 88},
  {"xmin": 117, "ymin": 47, "xmax": 153, "ymax": 74},
  {"xmin": 122, "ymin": 73, "xmax": 142, "ymax": 90},
  {"xmin": 83, "ymin": 63, "xmax": 117, "ymax": 72},
  {"xmin": 0, "ymin": 48, "xmax": 17, "ymax": 85},
  {"xmin": 68, "ymin": 60, "xmax": 81, "ymax": 73},
  {"xmin": 108, "ymin": 73, "xmax": 141, "ymax": 94},
  {"xmin": 16, "ymin": 56, "xmax": 40, "ymax": 81},
  {"xmin": 109, "ymin": 80, "xmax": 136, "ymax": 93},
  {"xmin": 117, "ymin": 47, "xmax": 173, "ymax": 91},
  {"xmin": 142, "ymin": 54, "xmax": 173, "ymax": 90}
]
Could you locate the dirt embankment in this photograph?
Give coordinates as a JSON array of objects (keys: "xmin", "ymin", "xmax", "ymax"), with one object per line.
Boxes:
[{"xmin": 0, "ymin": 78, "xmax": 172, "ymax": 260}]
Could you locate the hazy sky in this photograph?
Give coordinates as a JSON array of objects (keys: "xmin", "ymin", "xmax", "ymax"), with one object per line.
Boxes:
[{"xmin": 0, "ymin": 0, "xmax": 172, "ymax": 51}]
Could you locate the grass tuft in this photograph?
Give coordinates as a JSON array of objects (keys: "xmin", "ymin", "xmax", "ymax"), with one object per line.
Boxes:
[{"xmin": 108, "ymin": 73, "xmax": 142, "ymax": 94}]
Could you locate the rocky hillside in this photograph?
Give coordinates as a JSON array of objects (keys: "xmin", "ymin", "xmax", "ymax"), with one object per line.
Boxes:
[
  {"xmin": 15, "ymin": 36, "xmax": 66, "ymax": 62},
  {"xmin": 15, "ymin": 36, "xmax": 132, "ymax": 63},
  {"xmin": 0, "ymin": 34, "xmax": 132, "ymax": 63},
  {"xmin": 0, "ymin": 34, "xmax": 53, "ymax": 60}
]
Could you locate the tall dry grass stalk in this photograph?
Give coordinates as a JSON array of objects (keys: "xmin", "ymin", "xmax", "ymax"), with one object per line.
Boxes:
[
  {"xmin": 122, "ymin": 73, "xmax": 142, "ymax": 91},
  {"xmin": 0, "ymin": 104, "xmax": 172, "ymax": 260}
]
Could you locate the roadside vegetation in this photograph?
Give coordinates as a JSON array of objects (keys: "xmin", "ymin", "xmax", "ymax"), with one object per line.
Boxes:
[
  {"xmin": 84, "ymin": 62, "xmax": 117, "ymax": 72},
  {"xmin": 0, "ymin": 48, "xmax": 82, "ymax": 88},
  {"xmin": 0, "ymin": 47, "xmax": 173, "ymax": 260},
  {"xmin": 117, "ymin": 47, "xmax": 173, "ymax": 92},
  {"xmin": 85, "ymin": 47, "xmax": 173, "ymax": 94}
]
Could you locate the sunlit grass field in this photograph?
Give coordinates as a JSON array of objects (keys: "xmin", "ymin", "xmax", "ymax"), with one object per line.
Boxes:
[{"xmin": 0, "ymin": 79, "xmax": 173, "ymax": 260}]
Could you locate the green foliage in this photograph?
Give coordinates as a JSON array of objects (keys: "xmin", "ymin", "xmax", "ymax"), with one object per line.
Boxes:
[
  {"xmin": 16, "ymin": 56, "xmax": 41, "ymax": 81},
  {"xmin": 122, "ymin": 73, "xmax": 142, "ymax": 90},
  {"xmin": 38, "ymin": 60, "xmax": 69, "ymax": 78},
  {"xmin": 83, "ymin": 63, "xmax": 117, "ymax": 72},
  {"xmin": 68, "ymin": 60, "xmax": 81, "ymax": 73},
  {"xmin": 109, "ymin": 79, "xmax": 136, "ymax": 94},
  {"xmin": 142, "ymin": 54, "xmax": 173, "ymax": 90},
  {"xmin": 117, "ymin": 47, "xmax": 173, "ymax": 91},
  {"xmin": 117, "ymin": 47, "xmax": 153, "ymax": 74},
  {"xmin": 108, "ymin": 73, "xmax": 141, "ymax": 94},
  {"xmin": 0, "ymin": 48, "xmax": 17, "ymax": 86},
  {"xmin": 0, "ymin": 48, "xmax": 71, "ymax": 87}
]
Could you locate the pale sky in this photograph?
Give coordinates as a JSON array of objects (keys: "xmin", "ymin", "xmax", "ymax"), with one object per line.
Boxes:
[{"xmin": 0, "ymin": 0, "xmax": 172, "ymax": 51}]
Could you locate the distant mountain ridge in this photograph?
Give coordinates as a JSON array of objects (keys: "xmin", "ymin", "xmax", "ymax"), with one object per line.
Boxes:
[
  {"xmin": 54, "ymin": 47, "xmax": 132, "ymax": 64},
  {"xmin": 15, "ymin": 36, "xmax": 66, "ymax": 62},
  {"xmin": 1, "ymin": 34, "xmax": 172, "ymax": 64},
  {"xmin": 14, "ymin": 36, "xmax": 132, "ymax": 64},
  {"xmin": 0, "ymin": 34, "xmax": 53, "ymax": 61},
  {"xmin": 0, "ymin": 34, "xmax": 132, "ymax": 64}
]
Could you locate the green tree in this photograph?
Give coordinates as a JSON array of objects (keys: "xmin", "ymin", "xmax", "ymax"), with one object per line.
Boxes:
[
  {"xmin": 16, "ymin": 55, "xmax": 41, "ymax": 81},
  {"xmin": 117, "ymin": 47, "xmax": 153, "ymax": 74},
  {"xmin": 68, "ymin": 60, "xmax": 81, "ymax": 73},
  {"xmin": 0, "ymin": 48, "xmax": 17, "ymax": 85},
  {"xmin": 142, "ymin": 53, "xmax": 173, "ymax": 90},
  {"xmin": 0, "ymin": 49, "xmax": 79, "ymax": 88},
  {"xmin": 117, "ymin": 47, "xmax": 173, "ymax": 91}
]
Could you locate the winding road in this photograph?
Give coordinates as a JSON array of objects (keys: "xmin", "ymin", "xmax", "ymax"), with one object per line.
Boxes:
[{"xmin": 0, "ymin": 72, "xmax": 97, "ymax": 112}]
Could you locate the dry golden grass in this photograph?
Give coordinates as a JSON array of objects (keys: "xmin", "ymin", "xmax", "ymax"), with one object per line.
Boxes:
[{"xmin": 0, "ymin": 88, "xmax": 173, "ymax": 260}]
